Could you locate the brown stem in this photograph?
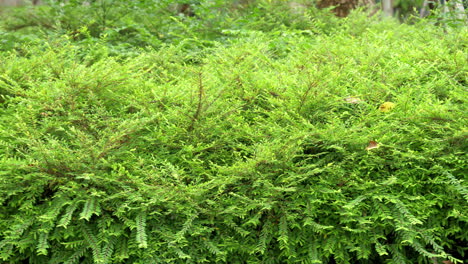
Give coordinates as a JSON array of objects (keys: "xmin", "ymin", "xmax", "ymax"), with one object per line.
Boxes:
[
  {"xmin": 188, "ymin": 72, "xmax": 205, "ymax": 131},
  {"xmin": 298, "ymin": 81, "xmax": 317, "ymax": 113}
]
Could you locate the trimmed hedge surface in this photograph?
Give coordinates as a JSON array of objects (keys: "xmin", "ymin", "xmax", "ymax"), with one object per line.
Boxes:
[{"xmin": 0, "ymin": 5, "xmax": 467, "ymax": 263}]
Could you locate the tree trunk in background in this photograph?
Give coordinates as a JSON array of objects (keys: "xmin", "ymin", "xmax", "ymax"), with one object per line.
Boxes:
[
  {"xmin": 0, "ymin": 0, "xmax": 40, "ymax": 5},
  {"xmin": 316, "ymin": 0, "xmax": 360, "ymax": 17},
  {"xmin": 419, "ymin": 0, "xmax": 430, "ymax": 17},
  {"xmin": 0, "ymin": 0, "xmax": 22, "ymax": 6},
  {"xmin": 381, "ymin": 0, "xmax": 394, "ymax": 16},
  {"xmin": 420, "ymin": 0, "xmax": 467, "ymax": 20},
  {"xmin": 453, "ymin": 0, "xmax": 467, "ymax": 20}
]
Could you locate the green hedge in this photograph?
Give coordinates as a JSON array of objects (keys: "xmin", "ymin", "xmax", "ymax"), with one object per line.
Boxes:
[{"xmin": 0, "ymin": 7, "xmax": 467, "ymax": 264}]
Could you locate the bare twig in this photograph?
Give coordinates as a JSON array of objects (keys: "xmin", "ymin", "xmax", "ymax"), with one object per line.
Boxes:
[
  {"xmin": 298, "ymin": 81, "xmax": 317, "ymax": 113},
  {"xmin": 188, "ymin": 71, "xmax": 205, "ymax": 131}
]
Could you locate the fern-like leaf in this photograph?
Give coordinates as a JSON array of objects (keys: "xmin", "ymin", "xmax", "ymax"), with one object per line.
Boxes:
[
  {"xmin": 5, "ymin": 217, "xmax": 34, "ymax": 239},
  {"xmin": 80, "ymin": 198, "xmax": 101, "ymax": 221},
  {"xmin": 174, "ymin": 213, "xmax": 197, "ymax": 243},
  {"xmin": 58, "ymin": 203, "xmax": 78, "ymax": 228},
  {"xmin": 39, "ymin": 197, "xmax": 68, "ymax": 224},
  {"xmin": 392, "ymin": 199, "xmax": 423, "ymax": 225},
  {"xmin": 389, "ymin": 245, "xmax": 407, "ymax": 264},
  {"xmin": 0, "ymin": 239, "xmax": 14, "ymax": 260},
  {"xmin": 36, "ymin": 232, "xmax": 50, "ymax": 255},
  {"xmin": 343, "ymin": 195, "xmax": 367, "ymax": 210},
  {"xmin": 63, "ymin": 246, "xmax": 87, "ymax": 264},
  {"xmin": 307, "ymin": 240, "xmax": 322, "ymax": 264},
  {"xmin": 81, "ymin": 223, "xmax": 102, "ymax": 263},
  {"xmin": 375, "ymin": 241, "xmax": 388, "ymax": 256},
  {"xmin": 278, "ymin": 215, "xmax": 289, "ymax": 251},
  {"xmin": 135, "ymin": 212, "xmax": 147, "ymax": 248},
  {"xmin": 174, "ymin": 248, "xmax": 191, "ymax": 259},
  {"xmin": 203, "ymin": 239, "xmax": 223, "ymax": 256},
  {"xmin": 115, "ymin": 238, "xmax": 129, "ymax": 261},
  {"xmin": 256, "ymin": 218, "xmax": 272, "ymax": 254},
  {"xmin": 101, "ymin": 237, "xmax": 116, "ymax": 264},
  {"xmin": 225, "ymin": 218, "xmax": 250, "ymax": 237},
  {"xmin": 444, "ymin": 171, "xmax": 468, "ymax": 202},
  {"xmin": 303, "ymin": 217, "xmax": 334, "ymax": 233}
]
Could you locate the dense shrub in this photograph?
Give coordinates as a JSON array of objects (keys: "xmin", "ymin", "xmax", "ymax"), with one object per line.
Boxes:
[
  {"xmin": 0, "ymin": 1, "xmax": 467, "ymax": 263},
  {"xmin": 0, "ymin": 0, "xmax": 344, "ymax": 54}
]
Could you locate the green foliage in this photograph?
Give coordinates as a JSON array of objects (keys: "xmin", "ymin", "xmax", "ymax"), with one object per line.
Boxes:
[
  {"xmin": 0, "ymin": 1, "xmax": 467, "ymax": 263},
  {"xmin": 0, "ymin": 0, "xmax": 346, "ymax": 56}
]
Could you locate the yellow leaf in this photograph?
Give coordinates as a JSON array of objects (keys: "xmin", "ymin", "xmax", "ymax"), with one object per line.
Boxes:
[{"xmin": 379, "ymin": 102, "xmax": 395, "ymax": 112}]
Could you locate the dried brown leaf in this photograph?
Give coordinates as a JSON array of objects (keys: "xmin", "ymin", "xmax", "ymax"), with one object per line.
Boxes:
[{"xmin": 365, "ymin": 140, "xmax": 379, "ymax": 150}]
